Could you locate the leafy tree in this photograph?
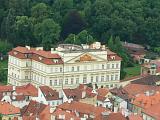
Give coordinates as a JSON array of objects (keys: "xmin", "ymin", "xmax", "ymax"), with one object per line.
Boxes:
[
  {"xmin": 61, "ymin": 10, "xmax": 86, "ymax": 39},
  {"xmin": 31, "ymin": 3, "xmax": 51, "ymax": 22},
  {"xmin": 64, "ymin": 33, "xmax": 76, "ymax": 44},
  {"xmin": 76, "ymin": 30, "xmax": 94, "ymax": 44},
  {"xmin": 9, "ymin": 0, "xmax": 30, "ymax": 16},
  {"xmin": 13, "ymin": 16, "xmax": 35, "ymax": 46},
  {"xmin": 64, "ymin": 30, "xmax": 94, "ymax": 45},
  {"xmin": 34, "ymin": 19, "xmax": 61, "ymax": 50},
  {"xmin": 0, "ymin": 40, "xmax": 12, "ymax": 54}
]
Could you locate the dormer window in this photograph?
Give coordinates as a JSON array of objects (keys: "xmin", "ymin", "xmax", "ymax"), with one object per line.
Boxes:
[
  {"xmin": 111, "ymin": 56, "xmax": 115, "ymax": 60},
  {"xmin": 53, "ymin": 59, "xmax": 59, "ymax": 63},
  {"xmin": 39, "ymin": 56, "xmax": 43, "ymax": 61},
  {"xmin": 14, "ymin": 51, "xmax": 18, "ymax": 55}
]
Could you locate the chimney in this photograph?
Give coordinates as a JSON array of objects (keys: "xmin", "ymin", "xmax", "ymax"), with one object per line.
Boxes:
[
  {"xmin": 36, "ymin": 47, "xmax": 43, "ymax": 51},
  {"xmin": 145, "ymin": 91, "xmax": 150, "ymax": 96},
  {"xmin": 101, "ymin": 111, "xmax": 110, "ymax": 119},
  {"xmin": 81, "ymin": 90, "xmax": 86, "ymax": 99},
  {"xmin": 13, "ymin": 86, "xmax": 16, "ymax": 91},
  {"xmin": 59, "ymin": 114, "xmax": 65, "ymax": 119},
  {"xmin": 58, "ymin": 90, "xmax": 63, "ymax": 99},
  {"xmin": 25, "ymin": 46, "xmax": 30, "ymax": 50}
]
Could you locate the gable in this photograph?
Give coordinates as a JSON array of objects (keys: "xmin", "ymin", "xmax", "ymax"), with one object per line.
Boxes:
[{"xmin": 66, "ymin": 52, "xmax": 106, "ymax": 63}]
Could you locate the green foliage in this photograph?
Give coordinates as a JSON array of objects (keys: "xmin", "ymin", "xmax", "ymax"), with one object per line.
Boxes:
[
  {"xmin": 0, "ymin": 40, "xmax": 12, "ymax": 54},
  {"xmin": 34, "ymin": 19, "xmax": 61, "ymax": 50},
  {"xmin": 13, "ymin": 16, "xmax": 35, "ymax": 46},
  {"xmin": 64, "ymin": 30, "xmax": 95, "ymax": 45},
  {"xmin": 0, "ymin": 60, "xmax": 8, "ymax": 85},
  {"xmin": 0, "ymin": 0, "xmax": 160, "ymax": 54},
  {"xmin": 61, "ymin": 10, "xmax": 86, "ymax": 38},
  {"xmin": 124, "ymin": 64, "xmax": 141, "ymax": 79},
  {"xmin": 31, "ymin": 3, "xmax": 51, "ymax": 22}
]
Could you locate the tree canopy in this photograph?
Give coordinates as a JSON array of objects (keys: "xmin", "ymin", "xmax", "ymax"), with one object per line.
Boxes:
[{"xmin": 0, "ymin": 0, "xmax": 159, "ymax": 50}]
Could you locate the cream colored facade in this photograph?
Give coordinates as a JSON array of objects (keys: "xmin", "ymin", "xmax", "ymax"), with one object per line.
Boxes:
[{"xmin": 8, "ymin": 43, "xmax": 121, "ymax": 89}]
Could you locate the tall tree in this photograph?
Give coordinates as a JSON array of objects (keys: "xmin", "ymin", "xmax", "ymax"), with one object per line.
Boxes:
[
  {"xmin": 34, "ymin": 19, "xmax": 61, "ymax": 50},
  {"xmin": 31, "ymin": 3, "xmax": 51, "ymax": 22},
  {"xmin": 61, "ymin": 10, "xmax": 86, "ymax": 39},
  {"xmin": 13, "ymin": 16, "xmax": 35, "ymax": 46}
]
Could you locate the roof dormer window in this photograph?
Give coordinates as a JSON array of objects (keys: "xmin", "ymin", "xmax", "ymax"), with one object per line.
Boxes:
[
  {"xmin": 53, "ymin": 59, "xmax": 59, "ymax": 63},
  {"xmin": 111, "ymin": 56, "xmax": 115, "ymax": 60},
  {"xmin": 14, "ymin": 51, "xmax": 18, "ymax": 55},
  {"xmin": 39, "ymin": 56, "xmax": 43, "ymax": 61}
]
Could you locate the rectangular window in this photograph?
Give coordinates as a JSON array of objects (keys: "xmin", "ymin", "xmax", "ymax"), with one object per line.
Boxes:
[
  {"xmin": 111, "ymin": 75, "xmax": 114, "ymax": 81},
  {"xmin": 91, "ymin": 76, "xmax": 94, "ymax": 83},
  {"xmin": 71, "ymin": 78, "xmax": 74, "ymax": 84},
  {"xmin": 60, "ymin": 67, "xmax": 63, "ymax": 72},
  {"xmin": 54, "ymin": 79, "xmax": 58, "ymax": 86},
  {"xmin": 65, "ymin": 78, "xmax": 68, "ymax": 84},
  {"xmin": 102, "ymin": 64, "xmax": 105, "ymax": 69},
  {"xmin": 116, "ymin": 63, "xmax": 119, "ymax": 68},
  {"xmin": 101, "ymin": 76, "xmax": 104, "ymax": 82},
  {"xmin": 96, "ymin": 76, "xmax": 99, "ymax": 82},
  {"xmin": 59, "ymin": 79, "xmax": 62, "ymax": 85},
  {"xmin": 115, "ymin": 75, "xmax": 119, "ymax": 80},
  {"xmin": 106, "ymin": 75, "xmax": 109, "ymax": 81},
  {"xmin": 72, "ymin": 67, "xmax": 74, "ymax": 71},
  {"xmin": 50, "ymin": 80, "xmax": 52, "ymax": 86},
  {"xmin": 76, "ymin": 78, "xmax": 79, "ymax": 84},
  {"xmin": 112, "ymin": 64, "xmax": 114, "ymax": 69},
  {"xmin": 83, "ymin": 76, "xmax": 87, "ymax": 83},
  {"xmin": 25, "ymin": 76, "xmax": 28, "ymax": 80},
  {"xmin": 77, "ymin": 66, "xmax": 80, "ymax": 71}
]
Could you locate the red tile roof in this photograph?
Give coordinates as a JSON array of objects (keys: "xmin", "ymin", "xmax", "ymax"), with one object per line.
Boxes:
[
  {"xmin": 16, "ymin": 83, "xmax": 38, "ymax": 97},
  {"xmin": 53, "ymin": 108, "xmax": 80, "ymax": 120},
  {"xmin": 63, "ymin": 85, "xmax": 96, "ymax": 101},
  {"xmin": 132, "ymin": 91, "xmax": 160, "ymax": 109},
  {"xmin": 21, "ymin": 100, "xmax": 51, "ymax": 120},
  {"xmin": 101, "ymin": 112, "xmax": 127, "ymax": 120},
  {"xmin": 128, "ymin": 114, "xmax": 143, "ymax": 120},
  {"xmin": 39, "ymin": 86, "xmax": 60, "ymax": 101},
  {"xmin": 143, "ymin": 103, "xmax": 160, "ymax": 120},
  {"xmin": 9, "ymin": 46, "xmax": 63, "ymax": 65},
  {"xmin": 58, "ymin": 101, "xmax": 109, "ymax": 118},
  {"xmin": 0, "ymin": 85, "xmax": 13, "ymax": 92},
  {"xmin": 124, "ymin": 84, "xmax": 160, "ymax": 97},
  {"xmin": 97, "ymin": 88, "xmax": 109, "ymax": 97},
  {"xmin": 107, "ymin": 54, "xmax": 122, "ymax": 61},
  {"xmin": 0, "ymin": 101, "xmax": 20, "ymax": 115}
]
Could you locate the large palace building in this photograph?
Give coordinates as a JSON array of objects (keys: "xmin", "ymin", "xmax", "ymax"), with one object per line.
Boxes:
[{"xmin": 8, "ymin": 42, "xmax": 122, "ymax": 89}]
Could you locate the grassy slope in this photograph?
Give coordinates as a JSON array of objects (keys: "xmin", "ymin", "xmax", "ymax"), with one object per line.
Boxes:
[{"xmin": 124, "ymin": 64, "xmax": 141, "ymax": 79}]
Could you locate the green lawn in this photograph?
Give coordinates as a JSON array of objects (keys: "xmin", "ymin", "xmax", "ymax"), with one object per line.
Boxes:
[{"xmin": 124, "ymin": 64, "xmax": 141, "ymax": 79}]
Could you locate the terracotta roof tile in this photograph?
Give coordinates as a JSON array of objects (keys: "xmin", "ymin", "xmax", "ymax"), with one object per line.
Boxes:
[
  {"xmin": 16, "ymin": 83, "xmax": 38, "ymax": 97},
  {"xmin": 21, "ymin": 100, "xmax": 51, "ymax": 120},
  {"xmin": 143, "ymin": 103, "xmax": 160, "ymax": 120},
  {"xmin": 9, "ymin": 46, "xmax": 63, "ymax": 65},
  {"xmin": 131, "ymin": 75, "xmax": 160, "ymax": 85},
  {"xmin": 0, "ymin": 101, "xmax": 20, "ymax": 115},
  {"xmin": 53, "ymin": 108, "xmax": 80, "ymax": 120},
  {"xmin": 98, "ymin": 112, "xmax": 127, "ymax": 120},
  {"xmin": 58, "ymin": 101, "xmax": 109, "ymax": 118},
  {"xmin": 128, "ymin": 114, "xmax": 143, "ymax": 120},
  {"xmin": 97, "ymin": 88, "xmax": 109, "ymax": 97},
  {"xmin": 0, "ymin": 85, "xmax": 13, "ymax": 92},
  {"xmin": 39, "ymin": 86, "xmax": 60, "ymax": 101},
  {"xmin": 124, "ymin": 84, "xmax": 160, "ymax": 96}
]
